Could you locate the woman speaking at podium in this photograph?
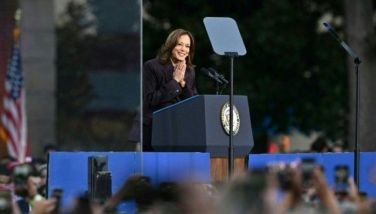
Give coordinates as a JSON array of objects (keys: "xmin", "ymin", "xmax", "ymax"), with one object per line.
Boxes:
[{"xmin": 129, "ymin": 28, "xmax": 198, "ymax": 151}]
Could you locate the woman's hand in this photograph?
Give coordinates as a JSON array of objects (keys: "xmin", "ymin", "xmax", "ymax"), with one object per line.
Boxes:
[{"xmin": 173, "ymin": 61, "xmax": 186, "ymax": 87}]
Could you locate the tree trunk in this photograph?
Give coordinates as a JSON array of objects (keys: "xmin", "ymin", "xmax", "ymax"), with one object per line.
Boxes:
[{"xmin": 345, "ymin": 0, "xmax": 376, "ymax": 151}]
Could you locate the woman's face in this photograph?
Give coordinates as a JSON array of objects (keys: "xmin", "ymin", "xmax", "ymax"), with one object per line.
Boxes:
[{"xmin": 171, "ymin": 34, "xmax": 191, "ymax": 63}]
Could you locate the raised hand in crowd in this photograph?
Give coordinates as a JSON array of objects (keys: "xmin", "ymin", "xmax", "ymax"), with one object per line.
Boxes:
[
  {"xmin": 312, "ymin": 167, "xmax": 341, "ymax": 214},
  {"xmin": 31, "ymin": 198, "xmax": 56, "ymax": 214}
]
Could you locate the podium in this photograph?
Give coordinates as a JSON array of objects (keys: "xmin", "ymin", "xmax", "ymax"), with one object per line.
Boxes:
[{"xmin": 152, "ymin": 95, "xmax": 254, "ymax": 181}]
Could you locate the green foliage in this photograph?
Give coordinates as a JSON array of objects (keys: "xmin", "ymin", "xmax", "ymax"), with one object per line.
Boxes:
[{"xmin": 144, "ymin": 0, "xmax": 348, "ymax": 151}]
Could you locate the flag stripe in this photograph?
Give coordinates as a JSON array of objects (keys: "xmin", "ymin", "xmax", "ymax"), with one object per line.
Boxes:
[
  {"xmin": 3, "ymin": 98, "xmax": 20, "ymax": 123},
  {"xmin": 1, "ymin": 40, "xmax": 28, "ymax": 162},
  {"xmin": 1, "ymin": 116, "xmax": 19, "ymax": 155}
]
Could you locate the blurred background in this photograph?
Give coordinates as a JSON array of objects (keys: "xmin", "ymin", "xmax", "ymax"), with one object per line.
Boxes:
[
  {"xmin": 0, "ymin": 0, "xmax": 141, "ymax": 158},
  {"xmin": 0, "ymin": 0, "xmax": 375, "ymax": 158}
]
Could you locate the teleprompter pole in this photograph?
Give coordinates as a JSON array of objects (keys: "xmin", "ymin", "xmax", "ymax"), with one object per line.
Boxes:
[{"xmin": 225, "ymin": 52, "xmax": 238, "ymax": 176}]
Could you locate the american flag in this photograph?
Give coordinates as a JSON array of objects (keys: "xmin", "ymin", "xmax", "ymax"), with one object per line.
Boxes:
[{"xmin": 1, "ymin": 40, "xmax": 29, "ymax": 162}]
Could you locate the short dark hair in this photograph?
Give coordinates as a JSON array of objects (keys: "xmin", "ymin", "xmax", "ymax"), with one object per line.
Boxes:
[
  {"xmin": 310, "ymin": 137, "xmax": 328, "ymax": 152},
  {"xmin": 43, "ymin": 144, "xmax": 58, "ymax": 154}
]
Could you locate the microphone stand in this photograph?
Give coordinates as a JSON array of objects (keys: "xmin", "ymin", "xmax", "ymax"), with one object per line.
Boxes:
[
  {"xmin": 354, "ymin": 57, "xmax": 360, "ymax": 188},
  {"xmin": 323, "ymin": 22, "xmax": 361, "ymax": 188},
  {"xmin": 215, "ymin": 81, "xmax": 220, "ymax": 95},
  {"xmin": 210, "ymin": 68, "xmax": 228, "ymax": 95}
]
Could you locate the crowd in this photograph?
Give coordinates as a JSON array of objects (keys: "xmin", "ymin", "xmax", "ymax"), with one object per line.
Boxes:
[
  {"xmin": 0, "ymin": 146, "xmax": 375, "ymax": 214},
  {"xmin": 267, "ymin": 135, "xmax": 346, "ymax": 154},
  {"xmin": 0, "ymin": 129, "xmax": 371, "ymax": 214},
  {"xmin": 0, "ymin": 145, "xmax": 55, "ymax": 213},
  {"xmin": 102, "ymin": 161, "xmax": 374, "ymax": 214}
]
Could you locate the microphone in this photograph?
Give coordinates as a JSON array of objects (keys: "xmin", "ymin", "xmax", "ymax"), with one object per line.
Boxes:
[
  {"xmin": 322, "ymin": 22, "xmax": 341, "ymax": 43},
  {"xmin": 201, "ymin": 68, "xmax": 223, "ymax": 84},
  {"xmin": 208, "ymin": 67, "xmax": 229, "ymax": 84},
  {"xmin": 322, "ymin": 22, "xmax": 361, "ymax": 63}
]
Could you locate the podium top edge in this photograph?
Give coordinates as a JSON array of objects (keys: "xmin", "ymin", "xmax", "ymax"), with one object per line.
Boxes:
[
  {"xmin": 153, "ymin": 95, "xmax": 248, "ymax": 115},
  {"xmin": 153, "ymin": 95, "xmax": 199, "ymax": 115}
]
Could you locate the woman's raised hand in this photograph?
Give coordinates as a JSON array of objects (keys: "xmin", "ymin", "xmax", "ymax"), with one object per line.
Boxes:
[{"xmin": 173, "ymin": 61, "xmax": 186, "ymax": 87}]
